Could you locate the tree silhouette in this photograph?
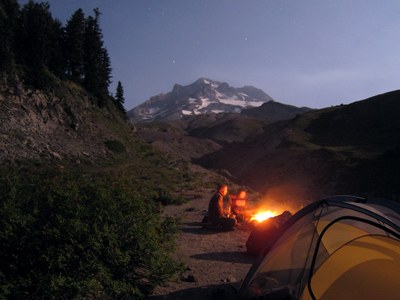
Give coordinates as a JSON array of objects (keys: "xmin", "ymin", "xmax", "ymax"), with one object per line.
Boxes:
[
  {"xmin": 48, "ymin": 18, "xmax": 65, "ymax": 79},
  {"xmin": 16, "ymin": 1, "xmax": 52, "ymax": 68},
  {"xmin": 83, "ymin": 8, "xmax": 112, "ymax": 104},
  {"xmin": 64, "ymin": 8, "xmax": 85, "ymax": 83},
  {"xmin": 1, "ymin": 1, "xmax": 115, "ymax": 108},
  {"xmin": 15, "ymin": 1, "xmax": 59, "ymax": 87},
  {"xmin": 0, "ymin": 0, "xmax": 19, "ymax": 73},
  {"xmin": 115, "ymin": 81, "xmax": 126, "ymax": 113}
]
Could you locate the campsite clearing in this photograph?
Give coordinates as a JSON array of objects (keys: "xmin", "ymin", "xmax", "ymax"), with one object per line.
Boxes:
[{"xmin": 149, "ymin": 190, "xmax": 257, "ymax": 299}]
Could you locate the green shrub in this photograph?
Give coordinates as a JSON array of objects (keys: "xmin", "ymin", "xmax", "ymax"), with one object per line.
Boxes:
[
  {"xmin": 152, "ymin": 187, "xmax": 187, "ymax": 206},
  {"xmin": 104, "ymin": 140, "xmax": 126, "ymax": 153},
  {"xmin": 0, "ymin": 169, "xmax": 181, "ymax": 299},
  {"xmin": 20, "ymin": 66, "xmax": 58, "ymax": 91}
]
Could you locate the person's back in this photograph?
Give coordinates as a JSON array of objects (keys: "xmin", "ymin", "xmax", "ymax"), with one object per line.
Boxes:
[
  {"xmin": 207, "ymin": 184, "xmax": 236, "ymax": 231},
  {"xmin": 208, "ymin": 191, "xmax": 224, "ymax": 223}
]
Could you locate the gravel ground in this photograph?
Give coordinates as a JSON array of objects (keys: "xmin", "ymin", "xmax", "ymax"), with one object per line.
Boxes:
[{"xmin": 147, "ymin": 192, "xmax": 257, "ymax": 300}]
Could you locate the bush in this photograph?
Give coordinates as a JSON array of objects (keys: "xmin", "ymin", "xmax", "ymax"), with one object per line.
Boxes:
[
  {"xmin": 154, "ymin": 189, "xmax": 187, "ymax": 206},
  {"xmin": 0, "ymin": 169, "xmax": 181, "ymax": 299},
  {"xmin": 21, "ymin": 66, "xmax": 58, "ymax": 91},
  {"xmin": 104, "ymin": 140, "xmax": 126, "ymax": 153}
]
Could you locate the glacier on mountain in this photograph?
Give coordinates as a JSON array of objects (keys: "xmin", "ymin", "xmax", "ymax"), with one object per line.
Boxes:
[{"xmin": 127, "ymin": 78, "xmax": 273, "ymax": 123}]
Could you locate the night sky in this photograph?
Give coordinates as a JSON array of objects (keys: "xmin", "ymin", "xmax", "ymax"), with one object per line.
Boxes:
[{"xmin": 19, "ymin": 0, "xmax": 400, "ymax": 110}]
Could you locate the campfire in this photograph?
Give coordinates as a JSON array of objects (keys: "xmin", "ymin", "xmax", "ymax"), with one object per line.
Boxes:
[{"xmin": 250, "ymin": 210, "xmax": 279, "ymax": 223}]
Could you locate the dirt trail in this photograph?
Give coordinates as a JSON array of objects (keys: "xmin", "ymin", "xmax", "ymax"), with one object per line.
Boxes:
[{"xmin": 148, "ymin": 190, "xmax": 257, "ymax": 299}]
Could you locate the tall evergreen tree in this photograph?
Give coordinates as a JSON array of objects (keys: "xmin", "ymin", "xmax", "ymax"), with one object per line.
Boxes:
[
  {"xmin": 48, "ymin": 18, "xmax": 65, "ymax": 79},
  {"xmin": 99, "ymin": 47, "xmax": 112, "ymax": 96},
  {"xmin": 64, "ymin": 8, "xmax": 85, "ymax": 83},
  {"xmin": 16, "ymin": 1, "xmax": 53, "ymax": 69},
  {"xmin": 115, "ymin": 80, "xmax": 126, "ymax": 113},
  {"xmin": 83, "ymin": 8, "xmax": 112, "ymax": 104},
  {"xmin": 16, "ymin": 1, "xmax": 56, "ymax": 87},
  {"xmin": 0, "ymin": 0, "xmax": 19, "ymax": 73},
  {"xmin": 83, "ymin": 14, "xmax": 101, "ymax": 97}
]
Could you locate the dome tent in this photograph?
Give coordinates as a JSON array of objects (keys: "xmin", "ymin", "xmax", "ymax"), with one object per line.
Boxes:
[{"xmin": 238, "ymin": 195, "xmax": 400, "ymax": 300}]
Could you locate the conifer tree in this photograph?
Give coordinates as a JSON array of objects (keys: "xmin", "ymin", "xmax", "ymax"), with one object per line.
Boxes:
[
  {"xmin": 0, "ymin": 0, "xmax": 19, "ymax": 73},
  {"xmin": 17, "ymin": 1, "xmax": 53, "ymax": 69},
  {"xmin": 115, "ymin": 80, "xmax": 126, "ymax": 113},
  {"xmin": 16, "ymin": 1, "xmax": 55, "ymax": 87},
  {"xmin": 83, "ymin": 8, "xmax": 112, "ymax": 104},
  {"xmin": 48, "ymin": 18, "xmax": 65, "ymax": 79},
  {"xmin": 64, "ymin": 8, "xmax": 85, "ymax": 83},
  {"xmin": 99, "ymin": 47, "xmax": 112, "ymax": 96}
]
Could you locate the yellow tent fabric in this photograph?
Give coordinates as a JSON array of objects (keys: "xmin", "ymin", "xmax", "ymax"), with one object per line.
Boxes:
[
  {"xmin": 239, "ymin": 196, "xmax": 400, "ymax": 300},
  {"xmin": 301, "ymin": 235, "xmax": 400, "ymax": 300},
  {"xmin": 315, "ymin": 219, "xmax": 369, "ymax": 255}
]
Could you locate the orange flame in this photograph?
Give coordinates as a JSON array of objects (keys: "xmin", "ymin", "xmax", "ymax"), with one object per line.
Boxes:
[{"xmin": 251, "ymin": 210, "xmax": 278, "ymax": 223}]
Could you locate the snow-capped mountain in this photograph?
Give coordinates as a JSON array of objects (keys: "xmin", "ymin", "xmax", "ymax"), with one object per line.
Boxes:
[{"xmin": 127, "ymin": 78, "xmax": 273, "ymax": 123}]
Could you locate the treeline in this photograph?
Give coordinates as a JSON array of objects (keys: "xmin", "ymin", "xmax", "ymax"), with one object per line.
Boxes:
[{"xmin": 0, "ymin": 0, "xmax": 125, "ymax": 111}]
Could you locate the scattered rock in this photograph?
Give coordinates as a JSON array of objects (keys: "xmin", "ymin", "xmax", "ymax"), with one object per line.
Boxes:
[
  {"xmin": 226, "ymin": 277, "xmax": 236, "ymax": 283},
  {"xmin": 180, "ymin": 274, "xmax": 197, "ymax": 283},
  {"xmin": 217, "ymin": 169, "xmax": 236, "ymax": 180},
  {"xmin": 46, "ymin": 145, "xmax": 62, "ymax": 160},
  {"xmin": 221, "ymin": 277, "xmax": 236, "ymax": 283}
]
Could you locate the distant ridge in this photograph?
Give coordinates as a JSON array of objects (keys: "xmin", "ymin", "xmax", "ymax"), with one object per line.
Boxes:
[{"xmin": 242, "ymin": 100, "xmax": 312, "ymax": 123}]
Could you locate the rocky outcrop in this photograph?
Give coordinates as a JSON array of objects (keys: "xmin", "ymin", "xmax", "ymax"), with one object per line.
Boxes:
[{"xmin": 0, "ymin": 81, "xmax": 122, "ymax": 162}]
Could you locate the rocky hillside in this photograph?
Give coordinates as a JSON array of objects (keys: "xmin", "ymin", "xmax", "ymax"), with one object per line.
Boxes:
[
  {"xmin": 134, "ymin": 90, "xmax": 400, "ymax": 202},
  {"xmin": 0, "ymin": 80, "xmax": 131, "ymax": 163},
  {"xmin": 198, "ymin": 90, "xmax": 400, "ymax": 201},
  {"xmin": 127, "ymin": 78, "xmax": 273, "ymax": 123}
]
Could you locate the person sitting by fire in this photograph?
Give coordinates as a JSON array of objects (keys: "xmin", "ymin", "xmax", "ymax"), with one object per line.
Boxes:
[
  {"xmin": 230, "ymin": 188, "xmax": 249, "ymax": 222},
  {"xmin": 208, "ymin": 184, "xmax": 237, "ymax": 231}
]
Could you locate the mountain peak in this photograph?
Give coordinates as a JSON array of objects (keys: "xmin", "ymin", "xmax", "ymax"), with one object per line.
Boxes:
[
  {"xmin": 195, "ymin": 77, "xmax": 214, "ymax": 84},
  {"xmin": 128, "ymin": 78, "xmax": 274, "ymax": 123}
]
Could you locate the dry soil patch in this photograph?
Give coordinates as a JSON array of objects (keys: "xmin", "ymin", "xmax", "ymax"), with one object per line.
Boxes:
[{"xmin": 148, "ymin": 192, "xmax": 257, "ymax": 299}]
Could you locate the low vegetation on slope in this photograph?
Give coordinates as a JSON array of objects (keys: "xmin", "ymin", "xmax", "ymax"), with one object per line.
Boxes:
[
  {"xmin": 0, "ymin": 134, "xmax": 208, "ymax": 299},
  {"xmin": 0, "ymin": 167, "xmax": 181, "ymax": 299}
]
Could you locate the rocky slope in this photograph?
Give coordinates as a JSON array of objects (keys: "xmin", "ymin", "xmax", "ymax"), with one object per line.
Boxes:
[
  {"xmin": 199, "ymin": 90, "xmax": 400, "ymax": 201},
  {"xmin": 0, "ymin": 81, "xmax": 130, "ymax": 163}
]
